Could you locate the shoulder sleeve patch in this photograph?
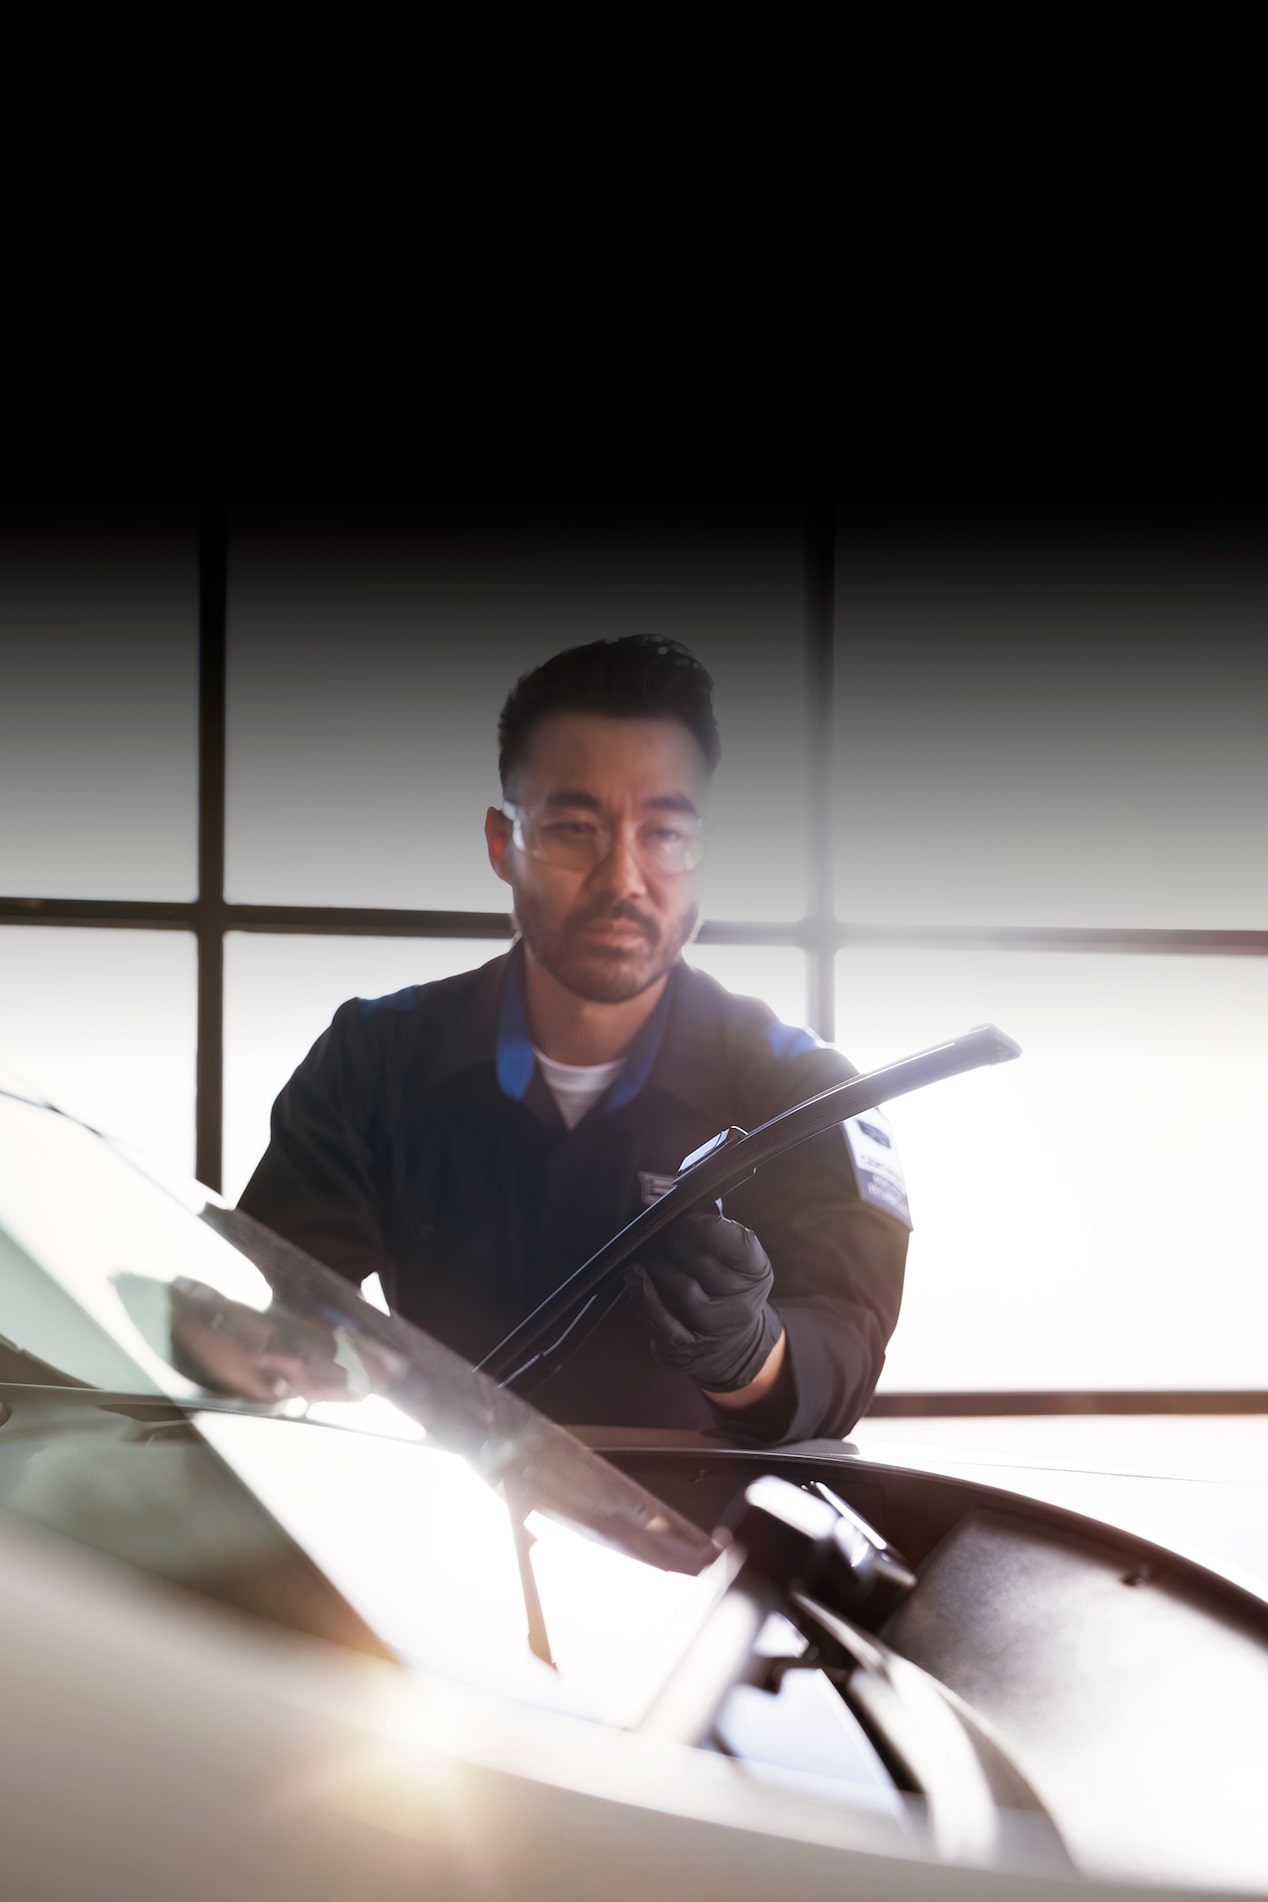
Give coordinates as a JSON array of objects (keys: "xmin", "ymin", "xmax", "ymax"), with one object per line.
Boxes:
[{"xmin": 843, "ymin": 1109, "xmax": 913, "ymax": 1228}]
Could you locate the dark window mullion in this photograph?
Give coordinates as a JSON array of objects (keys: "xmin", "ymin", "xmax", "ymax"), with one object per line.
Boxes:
[
  {"xmin": 3, "ymin": 900, "xmax": 1265, "ymax": 962},
  {"xmin": 195, "ymin": 503, "xmax": 227, "ymax": 1192},
  {"xmin": 866, "ymin": 1389, "xmax": 1268, "ymax": 1418},
  {"xmin": 805, "ymin": 498, "xmax": 836, "ymax": 1040}
]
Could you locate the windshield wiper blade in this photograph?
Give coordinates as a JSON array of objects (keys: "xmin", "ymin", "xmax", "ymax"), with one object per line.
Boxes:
[{"xmin": 479, "ymin": 1023, "xmax": 1020, "ymax": 1391}]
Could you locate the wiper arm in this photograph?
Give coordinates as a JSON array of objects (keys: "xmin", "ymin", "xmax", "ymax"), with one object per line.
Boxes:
[{"xmin": 478, "ymin": 1023, "xmax": 1020, "ymax": 1391}]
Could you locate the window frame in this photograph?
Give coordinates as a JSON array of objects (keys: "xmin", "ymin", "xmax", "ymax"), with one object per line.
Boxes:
[{"xmin": 2, "ymin": 500, "xmax": 1265, "ymax": 1418}]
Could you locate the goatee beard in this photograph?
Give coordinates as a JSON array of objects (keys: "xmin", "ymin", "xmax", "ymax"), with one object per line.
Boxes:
[{"xmin": 513, "ymin": 894, "xmax": 698, "ymax": 1005}]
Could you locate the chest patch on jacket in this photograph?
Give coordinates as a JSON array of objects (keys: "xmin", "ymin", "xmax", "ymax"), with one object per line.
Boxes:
[
  {"xmin": 844, "ymin": 1110, "xmax": 912, "ymax": 1227},
  {"xmin": 639, "ymin": 1170, "xmax": 679, "ymax": 1207}
]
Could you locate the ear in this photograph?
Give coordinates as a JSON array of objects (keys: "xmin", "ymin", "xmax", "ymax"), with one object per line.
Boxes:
[{"xmin": 485, "ymin": 806, "xmax": 513, "ymax": 886}]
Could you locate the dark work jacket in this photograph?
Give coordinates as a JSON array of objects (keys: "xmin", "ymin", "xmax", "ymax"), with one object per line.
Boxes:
[{"xmin": 237, "ymin": 945, "xmax": 910, "ymax": 1442}]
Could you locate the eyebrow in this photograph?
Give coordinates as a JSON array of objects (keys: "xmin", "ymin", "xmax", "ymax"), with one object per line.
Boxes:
[{"xmin": 542, "ymin": 789, "xmax": 701, "ymax": 818}]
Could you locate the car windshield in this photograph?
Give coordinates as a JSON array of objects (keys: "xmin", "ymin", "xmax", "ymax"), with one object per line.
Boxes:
[{"xmin": 0, "ymin": 1088, "xmax": 726, "ymax": 1723}]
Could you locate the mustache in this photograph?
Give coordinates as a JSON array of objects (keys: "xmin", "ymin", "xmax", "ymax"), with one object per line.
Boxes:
[{"xmin": 571, "ymin": 900, "xmax": 659, "ymax": 941}]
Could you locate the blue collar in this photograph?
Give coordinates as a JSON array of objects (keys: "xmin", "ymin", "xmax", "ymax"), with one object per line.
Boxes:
[
  {"xmin": 495, "ymin": 947, "xmax": 537, "ymax": 1100},
  {"xmin": 496, "ymin": 944, "xmax": 677, "ymax": 1112}
]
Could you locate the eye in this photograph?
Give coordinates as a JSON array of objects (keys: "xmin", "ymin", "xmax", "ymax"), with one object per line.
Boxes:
[
  {"xmin": 643, "ymin": 823, "xmax": 691, "ymax": 847},
  {"xmin": 543, "ymin": 818, "xmax": 600, "ymax": 840}
]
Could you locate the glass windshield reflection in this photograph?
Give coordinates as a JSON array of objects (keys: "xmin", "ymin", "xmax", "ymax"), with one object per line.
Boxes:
[
  {"xmin": 0, "ymin": 1093, "xmax": 716, "ymax": 1579},
  {"xmin": 167, "ymin": 1276, "xmax": 408, "ymax": 1405}
]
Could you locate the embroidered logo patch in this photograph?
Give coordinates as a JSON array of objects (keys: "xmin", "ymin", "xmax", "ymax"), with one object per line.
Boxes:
[
  {"xmin": 639, "ymin": 1170, "xmax": 679, "ymax": 1207},
  {"xmin": 843, "ymin": 1109, "xmax": 912, "ymax": 1227}
]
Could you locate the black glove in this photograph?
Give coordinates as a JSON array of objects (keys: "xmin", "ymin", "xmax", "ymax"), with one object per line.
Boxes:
[{"xmin": 628, "ymin": 1210, "xmax": 782, "ymax": 1393}]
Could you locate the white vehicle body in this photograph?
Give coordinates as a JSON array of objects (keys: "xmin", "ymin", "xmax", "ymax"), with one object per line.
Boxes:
[{"xmin": 3, "ymin": 1082, "xmax": 1267, "ymax": 1901}]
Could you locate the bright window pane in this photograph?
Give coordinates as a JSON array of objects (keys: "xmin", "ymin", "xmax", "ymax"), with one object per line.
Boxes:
[
  {"xmin": 833, "ymin": 545, "xmax": 1268, "ymax": 926},
  {"xmin": 0, "ymin": 928, "xmax": 197, "ymax": 1174},
  {"xmin": 835, "ymin": 948, "xmax": 1268, "ymax": 1392},
  {"xmin": 855, "ymin": 1416, "xmax": 1268, "ymax": 1487},
  {"xmin": 226, "ymin": 514, "xmax": 807, "ymax": 921},
  {"xmin": 0, "ymin": 519, "xmax": 198, "ymax": 899},
  {"xmin": 684, "ymin": 945, "xmax": 809, "ymax": 1033},
  {"xmin": 223, "ymin": 934, "xmax": 504, "ymax": 1203}
]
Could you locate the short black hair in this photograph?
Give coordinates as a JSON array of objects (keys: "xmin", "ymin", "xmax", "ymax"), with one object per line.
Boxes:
[{"xmin": 498, "ymin": 635, "xmax": 720, "ymax": 791}]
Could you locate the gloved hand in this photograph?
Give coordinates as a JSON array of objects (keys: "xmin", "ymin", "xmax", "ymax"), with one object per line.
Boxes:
[{"xmin": 628, "ymin": 1210, "xmax": 782, "ymax": 1393}]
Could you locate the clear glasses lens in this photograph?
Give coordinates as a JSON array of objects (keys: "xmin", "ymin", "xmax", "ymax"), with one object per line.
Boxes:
[{"xmin": 510, "ymin": 810, "xmax": 703, "ymax": 875}]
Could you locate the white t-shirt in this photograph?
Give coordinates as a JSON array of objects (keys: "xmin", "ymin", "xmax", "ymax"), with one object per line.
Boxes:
[{"xmin": 531, "ymin": 1046, "xmax": 626, "ymax": 1130}]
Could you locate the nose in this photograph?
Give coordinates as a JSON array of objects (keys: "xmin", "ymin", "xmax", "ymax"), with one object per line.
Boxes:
[{"xmin": 585, "ymin": 827, "xmax": 649, "ymax": 901}]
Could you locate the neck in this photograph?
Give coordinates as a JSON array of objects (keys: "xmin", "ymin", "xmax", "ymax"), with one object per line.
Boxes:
[{"xmin": 523, "ymin": 950, "xmax": 669, "ymax": 1065}]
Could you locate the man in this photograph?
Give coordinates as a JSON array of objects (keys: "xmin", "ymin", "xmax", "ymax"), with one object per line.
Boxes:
[{"xmin": 238, "ymin": 635, "xmax": 910, "ymax": 1441}]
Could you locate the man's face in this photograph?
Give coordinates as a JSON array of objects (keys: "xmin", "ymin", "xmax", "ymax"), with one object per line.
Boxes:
[{"xmin": 486, "ymin": 713, "xmax": 710, "ymax": 1005}]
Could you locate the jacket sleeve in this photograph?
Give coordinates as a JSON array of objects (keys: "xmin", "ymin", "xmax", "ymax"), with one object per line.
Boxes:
[
  {"xmin": 723, "ymin": 1116, "xmax": 910, "ymax": 1445},
  {"xmin": 236, "ymin": 1000, "xmax": 393, "ymax": 1296}
]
